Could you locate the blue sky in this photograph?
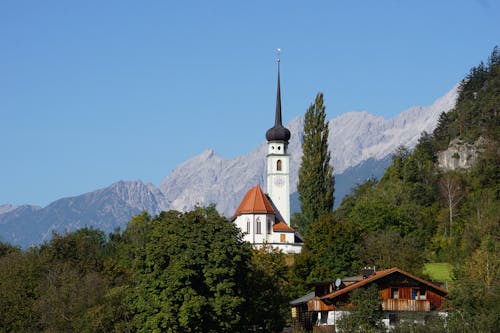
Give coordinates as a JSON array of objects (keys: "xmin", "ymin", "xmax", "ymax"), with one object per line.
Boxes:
[{"xmin": 1, "ymin": 0, "xmax": 498, "ymax": 206}]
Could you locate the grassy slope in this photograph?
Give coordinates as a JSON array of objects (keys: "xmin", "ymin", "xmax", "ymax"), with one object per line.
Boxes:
[{"xmin": 423, "ymin": 262, "xmax": 452, "ymax": 283}]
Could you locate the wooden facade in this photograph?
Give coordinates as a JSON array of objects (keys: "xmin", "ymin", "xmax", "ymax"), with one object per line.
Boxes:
[
  {"xmin": 382, "ymin": 299, "xmax": 430, "ymax": 312},
  {"xmin": 290, "ymin": 267, "xmax": 448, "ymax": 331}
]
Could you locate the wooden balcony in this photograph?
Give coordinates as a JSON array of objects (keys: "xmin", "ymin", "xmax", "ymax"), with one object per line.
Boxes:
[{"xmin": 382, "ymin": 299, "xmax": 430, "ymax": 312}]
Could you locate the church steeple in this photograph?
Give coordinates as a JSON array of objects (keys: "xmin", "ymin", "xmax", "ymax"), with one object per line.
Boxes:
[
  {"xmin": 230, "ymin": 51, "xmax": 302, "ymax": 254},
  {"xmin": 275, "ymin": 59, "xmax": 283, "ymax": 126},
  {"xmin": 266, "ymin": 55, "xmax": 291, "ymax": 142},
  {"xmin": 265, "ymin": 50, "xmax": 291, "ymax": 225}
]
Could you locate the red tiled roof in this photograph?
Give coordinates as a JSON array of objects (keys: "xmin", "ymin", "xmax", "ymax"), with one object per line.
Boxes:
[
  {"xmin": 231, "ymin": 185, "xmax": 275, "ymax": 221},
  {"xmin": 273, "ymin": 221, "xmax": 294, "ymax": 232},
  {"xmin": 320, "ymin": 267, "xmax": 448, "ymax": 300}
]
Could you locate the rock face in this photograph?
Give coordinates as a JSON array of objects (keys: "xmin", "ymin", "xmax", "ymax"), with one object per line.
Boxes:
[
  {"xmin": 0, "ymin": 85, "xmax": 459, "ymax": 248},
  {"xmin": 330, "ymin": 85, "xmax": 459, "ymax": 173},
  {"xmin": 437, "ymin": 137, "xmax": 485, "ymax": 171}
]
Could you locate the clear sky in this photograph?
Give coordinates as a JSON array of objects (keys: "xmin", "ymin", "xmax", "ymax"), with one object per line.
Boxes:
[{"xmin": 1, "ymin": 0, "xmax": 499, "ymax": 207}]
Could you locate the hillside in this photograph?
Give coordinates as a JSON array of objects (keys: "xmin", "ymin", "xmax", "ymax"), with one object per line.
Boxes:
[{"xmin": 294, "ymin": 47, "xmax": 499, "ymax": 332}]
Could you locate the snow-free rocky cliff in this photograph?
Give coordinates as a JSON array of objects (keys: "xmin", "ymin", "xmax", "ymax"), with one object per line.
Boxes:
[{"xmin": 0, "ymin": 85, "xmax": 458, "ymax": 247}]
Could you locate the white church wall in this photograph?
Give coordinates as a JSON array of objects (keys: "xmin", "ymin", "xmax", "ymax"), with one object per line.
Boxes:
[
  {"xmin": 235, "ymin": 213, "xmax": 275, "ymax": 244},
  {"xmin": 270, "ymin": 231, "xmax": 294, "ymax": 244}
]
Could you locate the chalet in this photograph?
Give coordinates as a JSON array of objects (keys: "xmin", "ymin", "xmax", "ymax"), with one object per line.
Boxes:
[{"xmin": 290, "ymin": 267, "xmax": 448, "ymax": 332}]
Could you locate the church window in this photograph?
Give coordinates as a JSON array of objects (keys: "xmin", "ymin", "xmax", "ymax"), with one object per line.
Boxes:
[
  {"xmin": 246, "ymin": 218, "xmax": 250, "ymax": 234},
  {"xmin": 256, "ymin": 217, "xmax": 262, "ymax": 234},
  {"xmin": 280, "ymin": 234, "xmax": 286, "ymax": 242},
  {"xmin": 267, "ymin": 219, "xmax": 271, "ymax": 234},
  {"xmin": 277, "ymin": 159, "xmax": 282, "ymax": 171}
]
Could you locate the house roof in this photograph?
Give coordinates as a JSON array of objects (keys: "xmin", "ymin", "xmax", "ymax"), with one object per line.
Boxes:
[
  {"xmin": 231, "ymin": 185, "xmax": 275, "ymax": 221},
  {"xmin": 320, "ymin": 267, "xmax": 448, "ymax": 301},
  {"xmin": 273, "ymin": 221, "xmax": 295, "ymax": 232},
  {"xmin": 290, "ymin": 292, "xmax": 315, "ymax": 306}
]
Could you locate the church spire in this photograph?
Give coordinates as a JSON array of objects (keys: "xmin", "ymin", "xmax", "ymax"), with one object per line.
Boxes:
[
  {"xmin": 275, "ymin": 54, "xmax": 282, "ymax": 127},
  {"xmin": 266, "ymin": 50, "xmax": 291, "ymax": 142}
]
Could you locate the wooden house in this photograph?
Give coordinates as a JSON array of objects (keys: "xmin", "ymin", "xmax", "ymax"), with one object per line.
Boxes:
[{"xmin": 290, "ymin": 267, "xmax": 448, "ymax": 332}]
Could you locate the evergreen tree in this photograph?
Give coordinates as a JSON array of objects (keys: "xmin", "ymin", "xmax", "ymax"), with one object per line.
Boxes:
[{"xmin": 296, "ymin": 93, "xmax": 334, "ymax": 234}]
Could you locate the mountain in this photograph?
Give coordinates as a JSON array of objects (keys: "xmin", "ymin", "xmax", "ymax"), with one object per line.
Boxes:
[
  {"xmin": 0, "ymin": 85, "xmax": 458, "ymax": 247},
  {"xmin": 0, "ymin": 204, "xmax": 23, "ymax": 215},
  {"xmin": 160, "ymin": 85, "xmax": 459, "ymax": 216},
  {"xmin": 0, "ymin": 181, "xmax": 169, "ymax": 247}
]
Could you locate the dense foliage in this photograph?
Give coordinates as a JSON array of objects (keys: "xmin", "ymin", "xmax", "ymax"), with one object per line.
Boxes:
[
  {"xmin": 1, "ymin": 48, "xmax": 498, "ymax": 332},
  {"xmin": 292, "ymin": 47, "xmax": 500, "ymax": 331},
  {"xmin": 0, "ymin": 207, "xmax": 289, "ymax": 332},
  {"xmin": 295, "ymin": 92, "xmax": 335, "ymax": 235}
]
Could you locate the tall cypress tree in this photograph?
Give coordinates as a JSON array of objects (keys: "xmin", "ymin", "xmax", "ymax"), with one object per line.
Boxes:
[{"xmin": 296, "ymin": 93, "xmax": 334, "ymax": 233}]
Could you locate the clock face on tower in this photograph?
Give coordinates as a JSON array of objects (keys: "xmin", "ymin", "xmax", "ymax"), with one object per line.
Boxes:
[{"xmin": 274, "ymin": 176, "xmax": 285, "ymax": 188}]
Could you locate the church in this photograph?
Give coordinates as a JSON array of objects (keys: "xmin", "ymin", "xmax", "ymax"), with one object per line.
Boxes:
[{"xmin": 231, "ymin": 58, "xmax": 303, "ymax": 254}]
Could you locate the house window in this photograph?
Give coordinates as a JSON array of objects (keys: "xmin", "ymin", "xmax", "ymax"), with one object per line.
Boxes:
[
  {"xmin": 391, "ymin": 288, "xmax": 399, "ymax": 299},
  {"xmin": 256, "ymin": 217, "xmax": 262, "ymax": 234},
  {"xmin": 280, "ymin": 234, "xmax": 286, "ymax": 243},
  {"xmin": 267, "ymin": 219, "xmax": 272, "ymax": 234},
  {"xmin": 419, "ymin": 289, "xmax": 427, "ymax": 300},
  {"xmin": 277, "ymin": 159, "xmax": 282, "ymax": 171},
  {"xmin": 412, "ymin": 288, "xmax": 419, "ymax": 300},
  {"xmin": 246, "ymin": 218, "xmax": 250, "ymax": 234}
]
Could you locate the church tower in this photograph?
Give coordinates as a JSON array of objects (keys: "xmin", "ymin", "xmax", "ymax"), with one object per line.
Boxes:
[
  {"xmin": 265, "ymin": 56, "xmax": 291, "ymax": 224},
  {"xmin": 231, "ymin": 54, "xmax": 302, "ymax": 254}
]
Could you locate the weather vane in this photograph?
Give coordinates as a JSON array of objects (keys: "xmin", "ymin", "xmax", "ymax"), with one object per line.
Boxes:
[{"xmin": 277, "ymin": 48, "xmax": 281, "ymax": 63}]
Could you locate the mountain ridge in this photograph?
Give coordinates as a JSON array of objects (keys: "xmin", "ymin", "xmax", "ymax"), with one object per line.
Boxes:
[{"xmin": 0, "ymin": 85, "xmax": 459, "ymax": 247}]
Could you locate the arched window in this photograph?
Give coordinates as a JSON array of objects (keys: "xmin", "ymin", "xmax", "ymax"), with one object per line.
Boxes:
[
  {"xmin": 246, "ymin": 218, "xmax": 250, "ymax": 234},
  {"xmin": 267, "ymin": 219, "xmax": 272, "ymax": 234},
  {"xmin": 256, "ymin": 217, "xmax": 262, "ymax": 234},
  {"xmin": 276, "ymin": 159, "xmax": 282, "ymax": 171}
]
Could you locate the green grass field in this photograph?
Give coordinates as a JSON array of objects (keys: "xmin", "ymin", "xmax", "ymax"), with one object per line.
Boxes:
[{"xmin": 423, "ymin": 262, "xmax": 453, "ymax": 283}]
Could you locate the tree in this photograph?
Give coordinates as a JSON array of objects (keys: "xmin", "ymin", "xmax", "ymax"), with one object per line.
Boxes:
[
  {"xmin": 439, "ymin": 172, "xmax": 464, "ymax": 238},
  {"xmin": 296, "ymin": 92, "xmax": 334, "ymax": 235},
  {"xmin": 34, "ymin": 264, "xmax": 110, "ymax": 333},
  {"xmin": 447, "ymin": 238, "xmax": 500, "ymax": 333},
  {"xmin": 357, "ymin": 229, "xmax": 425, "ymax": 274},
  {"xmin": 125, "ymin": 207, "xmax": 252, "ymax": 332},
  {"xmin": 243, "ymin": 245, "xmax": 289, "ymax": 332},
  {"xmin": 33, "ymin": 228, "xmax": 111, "ymax": 332},
  {"xmin": 0, "ymin": 250, "xmax": 41, "ymax": 332},
  {"xmin": 336, "ymin": 284, "xmax": 386, "ymax": 333},
  {"xmin": 294, "ymin": 213, "xmax": 359, "ymax": 283}
]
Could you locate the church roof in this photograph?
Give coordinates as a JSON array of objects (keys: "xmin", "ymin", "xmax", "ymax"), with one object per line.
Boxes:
[
  {"xmin": 231, "ymin": 185, "xmax": 275, "ymax": 220},
  {"xmin": 273, "ymin": 221, "xmax": 295, "ymax": 232}
]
